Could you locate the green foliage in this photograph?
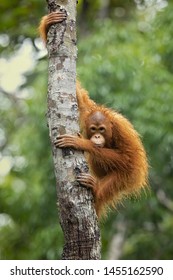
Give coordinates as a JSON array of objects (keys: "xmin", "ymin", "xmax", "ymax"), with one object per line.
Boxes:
[
  {"xmin": 0, "ymin": 0, "xmax": 173, "ymax": 260},
  {"xmin": 0, "ymin": 62, "xmax": 64, "ymax": 259},
  {"xmin": 78, "ymin": 4, "xmax": 173, "ymax": 260},
  {"xmin": 0, "ymin": 0, "xmax": 45, "ymax": 44}
]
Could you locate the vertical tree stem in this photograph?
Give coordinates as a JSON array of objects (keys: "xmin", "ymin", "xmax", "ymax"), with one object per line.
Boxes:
[{"xmin": 46, "ymin": 0, "xmax": 101, "ymax": 259}]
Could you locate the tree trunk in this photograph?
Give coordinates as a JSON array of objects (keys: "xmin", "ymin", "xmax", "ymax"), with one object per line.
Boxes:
[{"xmin": 46, "ymin": 0, "xmax": 101, "ymax": 260}]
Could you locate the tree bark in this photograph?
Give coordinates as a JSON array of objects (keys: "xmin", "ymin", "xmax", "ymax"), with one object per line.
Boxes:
[{"xmin": 46, "ymin": 0, "xmax": 101, "ymax": 259}]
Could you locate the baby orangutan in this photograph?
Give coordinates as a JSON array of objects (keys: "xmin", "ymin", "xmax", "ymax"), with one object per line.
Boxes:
[
  {"xmin": 39, "ymin": 12, "xmax": 148, "ymax": 217},
  {"xmin": 55, "ymin": 82, "xmax": 148, "ymax": 217}
]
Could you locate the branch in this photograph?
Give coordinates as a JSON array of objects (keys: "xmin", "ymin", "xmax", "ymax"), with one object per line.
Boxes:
[
  {"xmin": 0, "ymin": 87, "xmax": 21, "ymax": 103},
  {"xmin": 156, "ymin": 189, "xmax": 173, "ymax": 213}
]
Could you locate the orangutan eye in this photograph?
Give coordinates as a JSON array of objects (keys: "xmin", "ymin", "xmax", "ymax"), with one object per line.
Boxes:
[
  {"xmin": 90, "ymin": 126, "xmax": 96, "ymax": 132},
  {"xmin": 99, "ymin": 127, "xmax": 105, "ymax": 133}
]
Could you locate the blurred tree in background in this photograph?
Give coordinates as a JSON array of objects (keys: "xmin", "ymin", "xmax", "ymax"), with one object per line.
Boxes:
[{"xmin": 0, "ymin": 0, "xmax": 173, "ymax": 259}]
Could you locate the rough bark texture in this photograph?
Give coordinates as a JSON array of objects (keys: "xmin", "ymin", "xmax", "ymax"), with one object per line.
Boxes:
[{"xmin": 46, "ymin": 0, "xmax": 101, "ymax": 259}]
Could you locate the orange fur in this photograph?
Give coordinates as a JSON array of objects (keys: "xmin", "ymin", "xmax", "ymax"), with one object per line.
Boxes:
[
  {"xmin": 76, "ymin": 81, "xmax": 148, "ymax": 217},
  {"xmin": 39, "ymin": 15, "xmax": 48, "ymax": 43},
  {"xmin": 40, "ymin": 14, "xmax": 149, "ymax": 217},
  {"xmin": 39, "ymin": 12, "xmax": 67, "ymax": 44}
]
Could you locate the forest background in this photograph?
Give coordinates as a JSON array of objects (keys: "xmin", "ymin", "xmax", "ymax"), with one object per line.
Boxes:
[{"xmin": 0, "ymin": 0, "xmax": 173, "ymax": 260}]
